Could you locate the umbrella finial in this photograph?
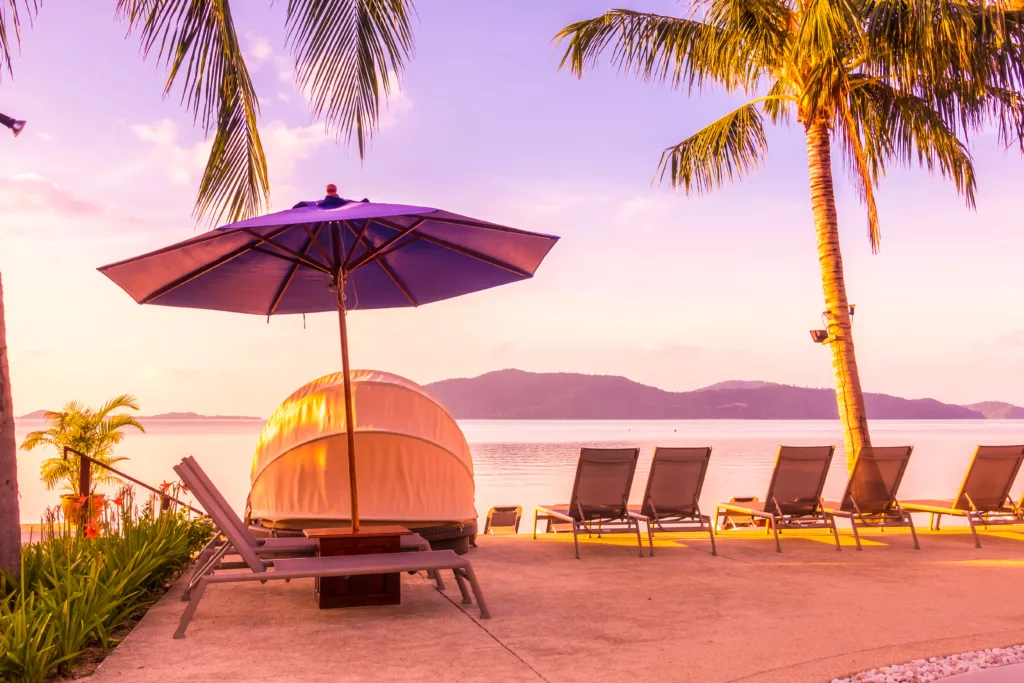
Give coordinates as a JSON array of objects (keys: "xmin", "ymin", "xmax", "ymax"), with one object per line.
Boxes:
[{"xmin": 326, "ymin": 183, "xmax": 339, "ymax": 197}]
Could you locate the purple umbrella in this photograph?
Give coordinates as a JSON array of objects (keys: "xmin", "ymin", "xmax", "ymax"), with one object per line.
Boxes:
[{"xmin": 99, "ymin": 191, "xmax": 559, "ymax": 531}]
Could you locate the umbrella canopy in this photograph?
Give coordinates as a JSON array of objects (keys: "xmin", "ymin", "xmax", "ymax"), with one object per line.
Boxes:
[
  {"xmin": 99, "ymin": 192, "xmax": 559, "ymax": 531},
  {"xmin": 99, "ymin": 196, "xmax": 559, "ymax": 315}
]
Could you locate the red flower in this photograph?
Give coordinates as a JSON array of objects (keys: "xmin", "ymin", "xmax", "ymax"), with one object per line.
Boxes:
[
  {"xmin": 113, "ymin": 495, "xmax": 124, "ymax": 507},
  {"xmin": 159, "ymin": 481, "xmax": 172, "ymax": 493},
  {"xmin": 73, "ymin": 496, "xmax": 88, "ymax": 509},
  {"xmin": 180, "ymin": 483, "xmax": 189, "ymax": 493},
  {"xmin": 83, "ymin": 522, "xmax": 99, "ymax": 539},
  {"xmin": 93, "ymin": 493, "xmax": 106, "ymax": 507}
]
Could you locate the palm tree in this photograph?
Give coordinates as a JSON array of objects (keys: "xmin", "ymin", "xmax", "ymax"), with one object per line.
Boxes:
[
  {"xmin": 0, "ymin": 0, "xmax": 416, "ymax": 575},
  {"xmin": 0, "ymin": 274, "xmax": 19, "ymax": 578},
  {"xmin": 20, "ymin": 395, "xmax": 145, "ymax": 495},
  {"xmin": 555, "ymin": 0, "xmax": 1024, "ymax": 469},
  {"xmin": 3, "ymin": 0, "xmax": 416, "ymax": 223}
]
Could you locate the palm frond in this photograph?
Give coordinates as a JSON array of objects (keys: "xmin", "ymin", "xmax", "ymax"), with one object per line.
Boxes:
[
  {"xmin": 0, "ymin": 0, "xmax": 36, "ymax": 79},
  {"xmin": 702, "ymin": 0, "xmax": 792, "ymax": 70},
  {"xmin": 849, "ymin": 78, "xmax": 977, "ymax": 210},
  {"xmin": 116, "ymin": 0, "xmax": 268, "ymax": 224},
  {"xmin": 285, "ymin": 0, "xmax": 416, "ymax": 159},
  {"xmin": 657, "ymin": 101, "xmax": 770, "ymax": 194},
  {"xmin": 554, "ymin": 9, "xmax": 763, "ymax": 94},
  {"xmin": 94, "ymin": 393, "xmax": 140, "ymax": 420},
  {"xmin": 835, "ymin": 92, "xmax": 882, "ymax": 252}
]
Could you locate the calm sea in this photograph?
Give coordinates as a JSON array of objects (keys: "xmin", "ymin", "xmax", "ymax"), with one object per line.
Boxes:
[{"xmin": 13, "ymin": 419, "xmax": 1024, "ymax": 529}]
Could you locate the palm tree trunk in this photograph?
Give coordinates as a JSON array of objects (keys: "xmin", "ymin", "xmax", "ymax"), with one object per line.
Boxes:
[
  {"xmin": 805, "ymin": 122, "xmax": 871, "ymax": 471},
  {"xmin": 0, "ymin": 272, "xmax": 21, "ymax": 577}
]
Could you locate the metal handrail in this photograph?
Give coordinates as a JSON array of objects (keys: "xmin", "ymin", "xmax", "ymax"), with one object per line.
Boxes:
[{"xmin": 62, "ymin": 446, "xmax": 205, "ymax": 515}]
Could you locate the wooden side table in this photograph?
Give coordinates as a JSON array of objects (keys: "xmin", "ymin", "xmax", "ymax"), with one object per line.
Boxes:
[{"xmin": 302, "ymin": 526, "xmax": 411, "ymax": 609}]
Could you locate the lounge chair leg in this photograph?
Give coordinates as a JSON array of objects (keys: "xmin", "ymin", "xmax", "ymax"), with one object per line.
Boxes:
[
  {"xmin": 184, "ymin": 543, "xmax": 231, "ymax": 601},
  {"xmin": 934, "ymin": 514, "xmax": 942, "ymax": 531},
  {"xmin": 647, "ymin": 521, "xmax": 655, "ymax": 558},
  {"xmin": 175, "ymin": 576, "xmax": 210, "ymax": 639},
  {"xmin": 461, "ymin": 564, "xmax": 491, "ymax": 619},
  {"xmin": 572, "ymin": 523, "xmax": 581, "ymax": 560},
  {"xmin": 966, "ymin": 514, "xmax": 982, "ymax": 549},
  {"xmin": 906, "ymin": 513, "xmax": 921, "ymax": 550},
  {"xmin": 532, "ymin": 511, "xmax": 539, "ymax": 539},
  {"xmin": 849, "ymin": 520, "xmax": 862, "ymax": 551},
  {"xmin": 633, "ymin": 519, "xmax": 644, "ymax": 558},
  {"xmin": 706, "ymin": 518, "xmax": 718, "ymax": 557},
  {"xmin": 452, "ymin": 569, "xmax": 473, "ymax": 604},
  {"xmin": 770, "ymin": 518, "xmax": 782, "ymax": 553},
  {"xmin": 429, "ymin": 569, "xmax": 446, "ymax": 591},
  {"xmin": 829, "ymin": 515, "xmax": 842, "ymax": 552}
]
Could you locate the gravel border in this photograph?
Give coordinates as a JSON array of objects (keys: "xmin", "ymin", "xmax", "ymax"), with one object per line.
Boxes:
[{"xmin": 830, "ymin": 646, "xmax": 1024, "ymax": 682}]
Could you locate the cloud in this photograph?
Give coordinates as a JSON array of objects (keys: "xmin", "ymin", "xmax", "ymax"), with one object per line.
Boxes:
[
  {"xmin": 246, "ymin": 35, "xmax": 274, "ymax": 70},
  {"xmin": 276, "ymin": 91, "xmax": 292, "ymax": 103},
  {"xmin": 131, "ymin": 119, "xmax": 212, "ymax": 186},
  {"xmin": 378, "ymin": 73, "xmax": 413, "ymax": 130},
  {"xmin": 0, "ymin": 173, "xmax": 104, "ymax": 216},
  {"xmin": 999, "ymin": 330, "xmax": 1024, "ymax": 347}
]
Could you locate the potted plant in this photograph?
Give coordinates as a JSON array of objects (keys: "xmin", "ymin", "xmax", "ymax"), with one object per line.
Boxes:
[{"xmin": 20, "ymin": 394, "xmax": 145, "ymax": 524}]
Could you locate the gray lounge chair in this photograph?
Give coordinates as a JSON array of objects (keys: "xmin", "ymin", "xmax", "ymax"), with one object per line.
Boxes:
[
  {"xmin": 902, "ymin": 445, "xmax": 1024, "ymax": 548},
  {"xmin": 533, "ymin": 447, "xmax": 644, "ymax": 559},
  {"xmin": 822, "ymin": 446, "xmax": 919, "ymax": 550},
  {"xmin": 714, "ymin": 446, "xmax": 840, "ymax": 553},
  {"xmin": 171, "ymin": 469, "xmax": 489, "ymax": 638},
  {"xmin": 483, "ymin": 506, "xmax": 522, "ymax": 534},
  {"xmin": 628, "ymin": 447, "xmax": 717, "ymax": 557},
  {"xmin": 175, "ymin": 458, "xmax": 443, "ymax": 596}
]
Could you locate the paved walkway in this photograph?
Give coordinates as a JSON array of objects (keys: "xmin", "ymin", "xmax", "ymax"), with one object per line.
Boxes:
[{"xmin": 87, "ymin": 526, "xmax": 1024, "ymax": 683}]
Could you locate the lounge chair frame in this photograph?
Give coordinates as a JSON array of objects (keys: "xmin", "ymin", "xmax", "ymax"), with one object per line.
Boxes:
[
  {"xmin": 903, "ymin": 446, "xmax": 1024, "ymax": 548},
  {"xmin": 533, "ymin": 448, "xmax": 644, "ymax": 559},
  {"xmin": 176, "ymin": 458, "xmax": 444, "ymax": 595},
  {"xmin": 627, "ymin": 447, "xmax": 717, "ymax": 557},
  {"xmin": 714, "ymin": 446, "xmax": 841, "ymax": 553},
  {"xmin": 171, "ymin": 464, "xmax": 481, "ymax": 638},
  {"xmin": 822, "ymin": 446, "xmax": 919, "ymax": 551}
]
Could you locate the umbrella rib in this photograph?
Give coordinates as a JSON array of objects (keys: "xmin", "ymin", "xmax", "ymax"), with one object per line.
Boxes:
[
  {"xmin": 138, "ymin": 225, "xmax": 294, "ymax": 304},
  {"xmin": 339, "ymin": 220, "xmax": 416, "ymax": 306},
  {"xmin": 342, "ymin": 219, "xmax": 374, "ymax": 269},
  {"xmin": 414, "ymin": 233, "xmax": 533, "ymax": 277},
  {"xmin": 243, "ymin": 229, "xmax": 331, "ymax": 273},
  {"xmin": 249, "ymin": 245, "xmax": 331, "ymax": 274},
  {"xmin": 301, "ymin": 223, "xmax": 333, "ymax": 267},
  {"xmin": 346, "ymin": 218, "xmax": 426, "ymax": 272},
  {"xmin": 268, "ymin": 224, "xmax": 324, "ymax": 316}
]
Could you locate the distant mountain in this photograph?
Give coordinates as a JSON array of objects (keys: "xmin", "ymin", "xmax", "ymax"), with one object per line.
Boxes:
[
  {"xmin": 966, "ymin": 402, "xmax": 1024, "ymax": 419},
  {"xmin": 17, "ymin": 410, "xmax": 262, "ymax": 421},
  {"xmin": 425, "ymin": 369, "xmax": 1020, "ymax": 420}
]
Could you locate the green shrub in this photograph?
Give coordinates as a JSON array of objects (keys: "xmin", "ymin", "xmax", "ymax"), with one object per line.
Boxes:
[{"xmin": 0, "ymin": 486, "xmax": 213, "ymax": 683}]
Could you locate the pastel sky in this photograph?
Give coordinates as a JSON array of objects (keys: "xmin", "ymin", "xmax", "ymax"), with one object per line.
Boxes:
[{"xmin": 1, "ymin": 0, "xmax": 1022, "ymax": 418}]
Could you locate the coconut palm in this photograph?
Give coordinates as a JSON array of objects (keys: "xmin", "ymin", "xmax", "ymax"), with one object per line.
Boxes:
[
  {"xmin": 0, "ymin": 275, "xmax": 18, "ymax": 576},
  {"xmin": 1, "ymin": 0, "xmax": 416, "ymax": 224},
  {"xmin": 21, "ymin": 394, "xmax": 145, "ymax": 495},
  {"xmin": 555, "ymin": 0, "xmax": 1024, "ymax": 469}
]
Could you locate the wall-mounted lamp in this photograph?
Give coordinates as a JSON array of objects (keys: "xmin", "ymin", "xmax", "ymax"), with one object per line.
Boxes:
[
  {"xmin": 849, "ymin": 304, "xmax": 856, "ymax": 317},
  {"xmin": 0, "ymin": 112, "xmax": 26, "ymax": 137},
  {"xmin": 810, "ymin": 329, "xmax": 838, "ymax": 345}
]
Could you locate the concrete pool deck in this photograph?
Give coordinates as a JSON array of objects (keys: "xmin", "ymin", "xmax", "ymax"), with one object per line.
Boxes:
[{"xmin": 86, "ymin": 526, "xmax": 1024, "ymax": 683}]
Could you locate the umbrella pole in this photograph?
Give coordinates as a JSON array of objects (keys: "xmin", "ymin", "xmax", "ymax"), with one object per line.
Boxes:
[{"xmin": 337, "ymin": 282, "xmax": 360, "ymax": 533}]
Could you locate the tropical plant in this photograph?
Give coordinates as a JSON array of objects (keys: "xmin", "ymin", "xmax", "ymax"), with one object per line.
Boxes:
[
  {"xmin": 20, "ymin": 395, "xmax": 145, "ymax": 495},
  {"xmin": 0, "ymin": 487, "xmax": 213, "ymax": 683},
  {"xmin": 1, "ymin": 0, "xmax": 417, "ymax": 224},
  {"xmin": 555, "ymin": 0, "xmax": 1024, "ymax": 469}
]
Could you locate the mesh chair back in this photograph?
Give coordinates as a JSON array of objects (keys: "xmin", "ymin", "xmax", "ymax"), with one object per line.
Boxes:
[
  {"xmin": 173, "ymin": 461, "xmax": 267, "ymax": 574},
  {"xmin": 955, "ymin": 445, "xmax": 1024, "ymax": 511},
  {"xmin": 764, "ymin": 446, "xmax": 835, "ymax": 516},
  {"xmin": 485, "ymin": 506, "xmax": 522, "ymax": 533},
  {"xmin": 641, "ymin": 447, "xmax": 712, "ymax": 518},
  {"xmin": 569, "ymin": 448, "xmax": 640, "ymax": 522},
  {"xmin": 182, "ymin": 456, "xmax": 254, "ymax": 545},
  {"xmin": 840, "ymin": 446, "xmax": 913, "ymax": 513}
]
